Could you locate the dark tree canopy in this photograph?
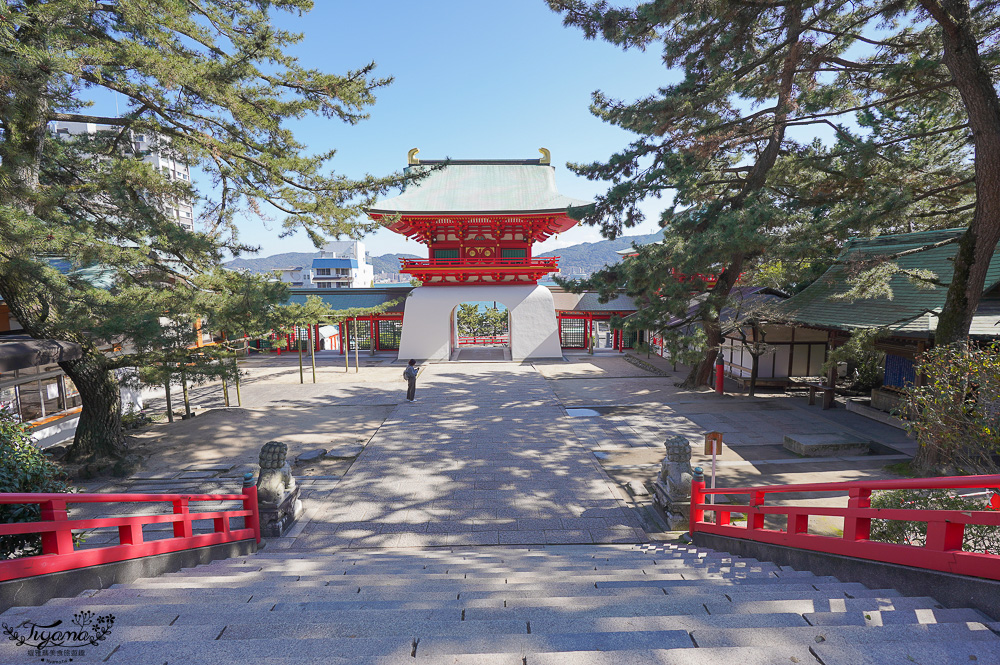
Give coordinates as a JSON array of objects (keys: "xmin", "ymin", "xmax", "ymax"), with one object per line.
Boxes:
[
  {"xmin": 0, "ymin": 0, "xmax": 405, "ymax": 459},
  {"xmin": 548, "ymin": 0, "xmax": 999, "ymax": 385}
]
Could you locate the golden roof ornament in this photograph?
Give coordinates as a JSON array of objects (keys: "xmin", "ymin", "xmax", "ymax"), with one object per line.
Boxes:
[
  {"xmin": 407, "ymin": 148, "xmax": 420, "ymax": 165},
  {"xmin": 538, "ymin": 148, "xmax": 551, "ymax": 165}
]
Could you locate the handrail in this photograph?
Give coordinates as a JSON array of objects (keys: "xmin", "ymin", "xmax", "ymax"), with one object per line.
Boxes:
[
  {"xmin": 400, "ymin": 257, "xmax": 559, "ymax": 267},
  {"xmin": 458, "ymin": 335, "xmax": 509, "ymax": 346},
  {"xmin": 0, "ymin": 477, "xmax": 260, "ymax": 582},
  {"xmin": 690, "ymin": 471, "xmax": 1000, "ymax": 581}
]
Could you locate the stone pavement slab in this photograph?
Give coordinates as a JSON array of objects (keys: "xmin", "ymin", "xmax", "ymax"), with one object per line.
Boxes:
[{"xmin": 287, "ymin": 363, "xmax": 645, "ymax": 549}]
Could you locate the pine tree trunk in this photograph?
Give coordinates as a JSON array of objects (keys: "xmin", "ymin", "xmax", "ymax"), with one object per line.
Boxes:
[
  {"xmin": 920, "ymin": 0, "xmax": 1000, "ymax": 344},
  {"xmin": 164, "ymin": 380, "xmax": 174, "ymax": 422},
  {"xmin": 59, "ymin": 349, "xmax": 126, "ymax": 461},
  {"xmin": 749, "ymin": 353, "xmax": 760, "ymax": 398},
  {"xmin": 684, "ymin": 322, "xmax": 722, "ymax": 389}
]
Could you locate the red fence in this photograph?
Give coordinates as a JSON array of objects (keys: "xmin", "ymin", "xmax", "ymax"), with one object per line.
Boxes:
[
  {"xmin": 458, "ymin": 335, "xmax": 509, "ymax": 346},
  {"xmin": 0, "ymin": 482, "xmax": 260, "ymax": 582},
  {"xmin": 690, "ymin": 473, "xmax": 1000, "ymax": 580}
]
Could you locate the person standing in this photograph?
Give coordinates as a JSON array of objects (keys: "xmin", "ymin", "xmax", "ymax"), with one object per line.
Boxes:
[{"xmin": 403, "ymin": 359, "xmax": 419, "ymax": 402}]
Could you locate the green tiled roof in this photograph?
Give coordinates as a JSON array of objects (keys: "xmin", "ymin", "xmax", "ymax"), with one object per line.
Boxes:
[
  {"xmin": 548, "ymin": 286, "xmax": 637, "ymax": 312},
  {"xmin": 774, "ymin": 228, "xmax": 1000, "ymax": 338},
  {"xmin": 368, "ymin": 161, "xmax": 591, "ymax": 215},
  {"xmin": 287, "ymin": 286, "xmax": 413, "ymax": 312}
]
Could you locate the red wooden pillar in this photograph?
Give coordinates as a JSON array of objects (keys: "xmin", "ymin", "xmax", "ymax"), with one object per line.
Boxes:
[
  {"xmin": 39, "ymin": 500, "xmax": 74, "ymax": 555},
  {"xmin": 843, "ymin": 487, "xmax": 872, "ymax": 542},
  {"xmin": 172, "ymin": 498, "xmax": 193, "ymax": 539},
  {"xmin": 315, "ymin": 324, "xmax": 320, "ymax": 352},
  {"xmin": 690, "ymin": 468, "xmax": 705, "ymax": 535},
  {"xmin": 242, "ymin": 473, "xmax": 261, "ymax": 544}
]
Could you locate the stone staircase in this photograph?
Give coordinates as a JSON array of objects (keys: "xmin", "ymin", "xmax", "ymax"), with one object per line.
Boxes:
[{"xmin": 2, "ymin": 543, "xmax": 999, "ymax": 664}]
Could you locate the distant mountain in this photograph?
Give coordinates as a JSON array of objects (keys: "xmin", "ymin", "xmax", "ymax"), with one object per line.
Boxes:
[
  {"xmin": 224, "ymin": 232, "xmax": 663, "ymax": 277},
  {"xmin": 225, "ymin": 252, "xmax": 318, "ymax": 273},
  {"xmin": 538, "ymin": 231, "xmax": 663, "ymax": 275},
  {"xmin": 371, "ymin": 253, "xmax": 419, "ymax": 274},
  {"xmin": 225, "ymin": 251, "xmax": 419, "ymax": 274}
]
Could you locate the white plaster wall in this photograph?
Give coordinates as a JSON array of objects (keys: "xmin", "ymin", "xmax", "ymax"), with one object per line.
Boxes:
[{"xmin": 398, "ymin": 285, "xmax": 563, "ymax": 361}]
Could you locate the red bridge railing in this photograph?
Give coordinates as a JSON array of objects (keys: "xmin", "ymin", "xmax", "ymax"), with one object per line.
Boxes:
[
  {"xmin": 690, "ymin": 473, "xmax": 1000, "ymax": 580},
  {"xmin": 458, "ymin": 335, "xmax": 509, "ymax": 346},
  {"xmin": 0, "ymin": 480, "xmax": 260, "ymax": 582}
]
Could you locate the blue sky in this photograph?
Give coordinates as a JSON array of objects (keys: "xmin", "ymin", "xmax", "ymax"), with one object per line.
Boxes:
[{"xmin": 239, "ymin": 0, "xmax": 676, "ymax": 257}]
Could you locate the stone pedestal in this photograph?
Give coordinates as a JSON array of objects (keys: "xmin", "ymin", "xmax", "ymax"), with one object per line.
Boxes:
[
  {"xmin": 652, "ymin": 434, "xmax": 694, "ymax": 531},
  {"xmin": 256, "ymin": 441, "xmax": 303, "ymax": 538}
]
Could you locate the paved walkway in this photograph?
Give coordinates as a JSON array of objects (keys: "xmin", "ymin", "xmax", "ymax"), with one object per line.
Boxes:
[{"xmin": 286, "ymin": 363, "xmax": 645, "ymax": 550}]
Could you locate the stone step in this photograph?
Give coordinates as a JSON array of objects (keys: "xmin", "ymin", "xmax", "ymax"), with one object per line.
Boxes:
[
  {"xmin": 463, "ymin": 595, "xmax": 949, "ymax": 620},
  {"xmin": 204, "ymin": 553, "xmax": 760, "ymax": 568},
  {"xmin": 811, "ymin": 640, "xmax": 1000, "ymax": 665},
  {"xmin": 182, "ymin": 564, "xmax": 772, "ymax": 580},
  {"xmin": 60, "ymin": 586, "xmax": 910, "ymax": 610},
  {"xmin": 414, "ymin": 630, "xmax": 694, "ymax": 656},
  {"xmin": 805, "ymin": 607, "xmax": 993, "ymax": 625},
  {"xmin": 91, "ymin": 643, "xmax": 823, "ymax": 665},
  {"xmin": 688, "ymin": 623, "xmax": 999, "ymax": 648},
  {"xmin": 140, "ymin": 568, "xmax": 785, "ymax": 584},
  {"xmin": 104, "ymin": 573, "xmax": 846, "ymax": 594},
  {"xmin": 55, "ymin": 581, "xmax": 883, "ymax": 606},
  {"xmin": 117, "ymin": 569, "xmax": 824, "ymax": 591}
]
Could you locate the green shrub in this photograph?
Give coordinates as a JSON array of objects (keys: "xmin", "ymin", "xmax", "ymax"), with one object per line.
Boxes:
[
  {"xmin": 908, "ymin": 343, "xmax": 1000, "ymax": 473},
  {"xmin": 869, "ymin": 488, "xmax": 1000, "ymax": 553},
  {"xmin": 0, "ymin": 411, "xmax": 74, "ymax": 559}
]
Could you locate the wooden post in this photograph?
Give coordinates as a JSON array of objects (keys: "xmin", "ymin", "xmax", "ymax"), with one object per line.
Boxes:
[
  {"xmin": 242, "ymin": 473, "xmax": 262, "ymax": 544},
  {"xmin": 297, "ymin": 325, "xmax": 304, "ymax": 384},
  {"xmin": 309, "ymin": 324, "xmax": 317, "ymax": 383},
  {"xmin": 353, "ymin": 318, "xmax": 359, "ymax": 373},
  {"xmin": 164, "ymin": 378, "xmax": 174, "ymax": 423},
  {"xmin": 222, "ymin": 375, "xmax": 230, "ymax": 407},
  {"xmin": 181, "ymin": 368, "xmax": 191, "ymax": 419},
  {"xmin": 690, "ymin": 467, "xmax": 705, "ymax": 535},
  {"xmin": 234, "ymin": 357, "xmax": 242, "ymax": 407},
  {"xmin": 39, "ymin": 500, "xmax": 74, "ymax": 555},
  {"xmin": 824, "ymin": 361, "xmax": 837, "ymax": 409}
]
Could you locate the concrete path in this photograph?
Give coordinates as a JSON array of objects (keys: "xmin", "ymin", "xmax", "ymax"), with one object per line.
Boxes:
[{"xmin": 285, "ymin": 363, "xmax": 645, "ymax": 550}]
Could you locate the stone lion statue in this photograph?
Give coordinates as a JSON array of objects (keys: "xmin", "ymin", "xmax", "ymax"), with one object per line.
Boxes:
[
  {"xmin": 257, "ymin": 441, "xmax": 295, "ymax": 503},
  {"xmin": 659, "ymin": 434, "xmax": 693, "ymax": 502}
]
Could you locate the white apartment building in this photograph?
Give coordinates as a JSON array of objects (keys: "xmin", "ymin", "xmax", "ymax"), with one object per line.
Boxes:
[
  {"xmin": 274, "ymin": 267, "xmax": 307, "ymax": 287},
  {"xmin": 49, "ymin": 121, "xmax": 195, "ymax": 231},
  {"xmin": 309, "ymin": 240, "xmax": 374, "ymax": 289}
]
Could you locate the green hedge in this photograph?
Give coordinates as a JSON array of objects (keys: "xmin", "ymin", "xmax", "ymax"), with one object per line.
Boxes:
[
  {"xmin": 870, "ymin": 488, "xmax": 1000, "ymax": 553},
  {"xmin": 0, "ymin": 411, "xmax": 74, "ymax": 558}
]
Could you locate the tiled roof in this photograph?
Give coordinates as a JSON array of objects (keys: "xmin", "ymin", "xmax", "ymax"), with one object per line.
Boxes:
[
  {"xmin": 547, "ymin": 286, "xmax": 637, "ymax": 312},
  {"xmin": 369, "ymin": 161, "xmax": 591, "ymax": 215},
  {"xmin": 773, "ymin": 228, "xmax": 1000, "ymax": 338},
  {"xmin": 287, "ymin": 287, "xmax": 412, "ymax": 313}
]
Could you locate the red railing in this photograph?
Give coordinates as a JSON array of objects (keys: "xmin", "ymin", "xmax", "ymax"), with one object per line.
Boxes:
[
  {"xmin": 690, "ymin": 473, "xmax": 1000, "ymax": 580},
  {"xmin": 0, "ymin": 480, "xmax": 260, "ymax": 582},
  {"xmin": 458, "ymin": 334, "xmax": 509, "ymax": 346},
  {"xmin": 400, "ymin": 257, "xmax": 559, "ymax": 269}
]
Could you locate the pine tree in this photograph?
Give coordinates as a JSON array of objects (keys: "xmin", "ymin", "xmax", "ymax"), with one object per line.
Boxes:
[
  {"xmin": 549, "ymin": 0, "xmax": 999, "ymax": 385},
  {"xmin": 0, "ymin": 1, "xmax": 405, "ymax": 460},
  {"xmin": 549, "ymin": 0, "xmax": 872, "ymax": 386}
]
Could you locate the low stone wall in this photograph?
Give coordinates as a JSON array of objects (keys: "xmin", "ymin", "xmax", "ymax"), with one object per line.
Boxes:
[
  {"xmin": 871, "ymin": 387, "xmax": 906, "ymax": 414},
  {"xmin": 0, "ymin": 539, "xmax": 258, "ymax": 613}
]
